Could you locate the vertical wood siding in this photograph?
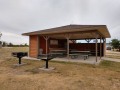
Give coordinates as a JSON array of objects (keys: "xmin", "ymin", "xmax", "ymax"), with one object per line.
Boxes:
[
  {"xmin": 29, "ymin": 35, "xmax": 38, "ymax": 57},
  {"xmin": 39, "ymin": 36, "xmax": 46, "ymax": 54}
]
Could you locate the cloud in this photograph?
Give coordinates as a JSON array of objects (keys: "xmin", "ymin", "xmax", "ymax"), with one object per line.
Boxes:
[
  {"xmin": 1, "ymin": 31, "xmax": 28, "ymax": 44},
  {"xmin": 0, "ymin": 0, "xmax": 120, "ymax": 44},
  {"xmin": 2, "ymin": 31, "xmax": 22, "ymax": 37}
]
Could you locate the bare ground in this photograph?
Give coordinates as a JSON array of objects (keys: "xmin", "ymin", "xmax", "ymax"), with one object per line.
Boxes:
[{"xmin": 0, "ymin": 47, "xmax": 120, "ymax": 90}]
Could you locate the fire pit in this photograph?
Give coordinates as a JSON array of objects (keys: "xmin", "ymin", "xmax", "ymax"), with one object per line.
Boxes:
[{"xmin": 12, "ymin": 52, "xmax": 28, "ymax": 65}]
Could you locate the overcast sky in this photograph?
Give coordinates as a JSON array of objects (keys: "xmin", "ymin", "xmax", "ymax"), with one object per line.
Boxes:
[{"xmin": 0, "ymin": 0, "xmax": 120, "ymax": 44}]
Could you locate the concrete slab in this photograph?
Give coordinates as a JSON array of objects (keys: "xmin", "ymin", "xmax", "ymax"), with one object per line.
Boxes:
[
  {"xmin": 52, "ymin": 56, "xmax": 102, "ymax": 65},
  {"xmin": 39, "ymin": 67, "xmax": 55, "ymax": 71},
  {"xmin": 23, "ymin": 56, "xmax": 101, "ymax": 65},
  {"xmin": 13, "ymin": 63, "xmax": 27, "ymax": 66}
]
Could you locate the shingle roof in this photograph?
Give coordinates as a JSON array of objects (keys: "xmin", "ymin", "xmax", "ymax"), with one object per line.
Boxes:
[{"xmin": 22, "ymin": 24, "xmax": 111, "ymax": 38}]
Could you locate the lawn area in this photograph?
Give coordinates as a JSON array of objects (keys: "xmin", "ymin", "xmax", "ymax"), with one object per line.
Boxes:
[
  {"xmin": 106, "ymin": 50, "xmax": 120, "ymax": 59},
  {"xmin": 0, "ymin": 47, "xmax": 120, "ymax": 90}
]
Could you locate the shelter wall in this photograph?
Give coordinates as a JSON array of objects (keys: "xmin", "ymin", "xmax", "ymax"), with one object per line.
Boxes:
[
  {"xmin": 29, "ymin": 36, "xmax": 105, "ymax": 57},
  {"xmin": 49, "ymin": 39, "xmax": 67, "ymax": 49},
  {"xmin": 29, "ymin": 35, "xmax": 38, "ymax": 57},
  {"xmin": 39, "ymin": 36, "xmax": 47, "ymax": 54},
  {"xmin": 70, "ymin": 43, "xmax": 104, "ymax": 56}
]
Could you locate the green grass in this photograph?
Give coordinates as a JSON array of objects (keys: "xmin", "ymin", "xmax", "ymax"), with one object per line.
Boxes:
[{"xmin": 99, "ymin": 60, "xmax": 120, "ymax": 72}]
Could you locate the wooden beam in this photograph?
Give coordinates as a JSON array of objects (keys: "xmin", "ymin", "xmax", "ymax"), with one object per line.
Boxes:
[
  {"xmin": 96, "ymin": 31, "xmax": 105, "ymax": 38},
  {"xmin": 96, "ymin": 37, "xmax": 98, "ymax": 62},
  {"xmin": 85, "ymin": 39, "xmax": 92, "ymax": 43},
  {"xmin": 95, "ymin": 33, "xmax": 98, "ymax": 62},
  {"xmin": 103, "ymin": 38, "xmax": 106, "ymax": 57},
  {"xmin": 100, "ymin": 37, "xmax": 102, "ymax": 59},
  {"xmin": 40, "ymin": 30, "xmax": 98, "ymax": 38},
  {"xmin": 71, "ymin": 40, "xmax": 76, "ymax": 43},
  {"xmin": 42, "ymin": 30, "xmax": 104, "ymax": 40},
  {"xmin": 67, "ymin": 38, "xmax": 69, "ymax": 59},
  {"xmin": 43, "ymin": 36, "xmax": 49, "ymax": 54},
  {"xmin": 64, "ymin": 34, "xmax": 71, "ymax": 59}
]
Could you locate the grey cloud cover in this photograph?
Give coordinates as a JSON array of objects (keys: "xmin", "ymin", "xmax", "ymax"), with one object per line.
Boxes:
[{"xmin": 0, "ymin": 0, "xmax": 120, "ymax": 44}]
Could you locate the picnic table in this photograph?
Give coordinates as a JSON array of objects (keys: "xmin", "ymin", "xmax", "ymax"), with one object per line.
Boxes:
[
  {"xmin": 69, "ymin": 50, "xmax": 90, "ymax": 60},
  {"xmin": 69, "ymin": 54, "xmax": 88, "ymax": 60},
  {"xmin": 50, "ymin": 50, "xmax": 66, "ymax": 57},
  {"xmin": 70, "ymin": 50, "xmax": 90, "ymax": 53}
]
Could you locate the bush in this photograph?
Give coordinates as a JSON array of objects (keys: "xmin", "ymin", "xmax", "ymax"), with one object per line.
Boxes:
[{"xmin": 110, "ymin": 39, "xmax": 120, "ymax": 51}]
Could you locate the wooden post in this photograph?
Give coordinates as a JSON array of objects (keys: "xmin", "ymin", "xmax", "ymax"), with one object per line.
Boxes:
[
  {"xmin": 64, "ymin": 34, "xmax": 71, "ymax": 59},
  {"xmin": 95, "ymin": 36, "xmax": 98, "ymax": 62},
  {"xmin": 43, "ymin": 36, "xmax": 49, "ymax": 54},
  {"xmin": 100, "ymin": 37, "xmax": 102, "ymax": 59},
  {"xmin": 67, "ymin": 37, "xmax": 69, "ymax": 58},
  {"xmin": 46, "ymin": 38, "xmax": 48, "ymax": 54},
  {"xmin": 103, "ymin": 38, "xmax": 106, "ymax": 57}
]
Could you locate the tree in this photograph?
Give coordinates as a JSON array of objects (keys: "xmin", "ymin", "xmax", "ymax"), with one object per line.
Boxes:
[
  {"xmin": 0, "ymin": 41, "xmax": 2, "ymax": 44},
  {"xmin": 0, "ymin": 41, "xmax": 2, "ymax": 48},
  {"xmin": 8, "ymin": 42, "xmax": 13, "ymax": 47},
  {"xmin": 2, "ymin": 41, "xmax": 7, "ymax": 47},
  {"xmin": 24, "ymin": 43, "xmax": 27, "ymax": 46},
  {"xmin": 110, "ymin": 39, "xmax": 120, "ymax": 51}
]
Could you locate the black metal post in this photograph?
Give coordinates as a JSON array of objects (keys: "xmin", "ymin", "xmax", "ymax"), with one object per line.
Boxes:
[
  {"xmin": 19, "ymin": 57, "xmax": 21, "ymax": 64},
  {"xmin": 41, "ymin": 54, "xmax": 53, "ymax": 69},
  {"xmin": 46, "ymin": 59, "xmax": 48, "ymax": 68}
]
